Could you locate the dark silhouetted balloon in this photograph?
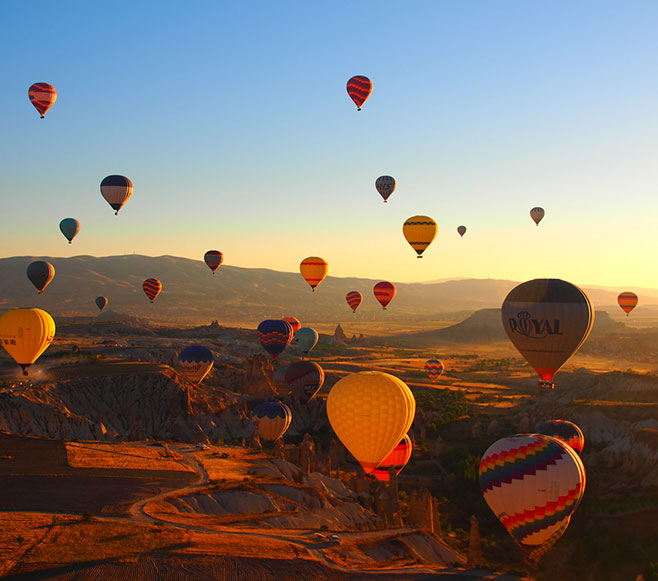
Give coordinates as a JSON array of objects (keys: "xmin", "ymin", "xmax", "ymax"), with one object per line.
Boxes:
[
  {"xmin": 95, "ymin": 296, "xmax": 108, "ymax": 312},
  {"xmin": 143, "ymin": 278, "xmax": 162, "ymax": 302},
  {"xmin": 375, "ymin": 176, "xmax": 396, "ymax": 202},
  {"xmin": 59, "ymin": 218, "xmax": 80, "ymax": 244},
  {"xmin": 285, "ymin": 360, "xmax": 324, "ymax": 403},
  {"xmin": 204, "ymin": 250, "xmax": 224, "ymax": 274},
  {"xmin": 257, "ymin": 320, "xmax": 293, "ymax": 359},
  {"xmin": 101, "ymin": 175, "xmax": 133, "ymax": 215},
  {"xmin": 27, "ymin": 261, "xmax": 55, "ymax": 294}
]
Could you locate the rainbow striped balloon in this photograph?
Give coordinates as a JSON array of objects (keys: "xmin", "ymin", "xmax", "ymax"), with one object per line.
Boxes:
[
  {"xmin": 424, "ymin": 359, "xmax": 444, "ymax": 383},
  {"xmin": 346, "ymin": 75, "xmax": 372, "ymax": 110},
  {"xmin": 479, "ymin": 434, "xmax": 585, "ymax": 564},
  {"xmin": 346, "ymin": 291, "xmax": 363, "ymax": 313},
  {"xmin": 535, "ymin": 420, "xmax": 585, "ymax": 455},
  {"xmin": 257, "ymin": 319, "xmax": 293, "ymax": 360}
]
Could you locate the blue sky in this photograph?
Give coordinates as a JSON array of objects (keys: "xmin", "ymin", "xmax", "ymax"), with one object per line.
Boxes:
[{"xmin": 2, "ymin": 1, "xmax": 658, "ymax": 287}]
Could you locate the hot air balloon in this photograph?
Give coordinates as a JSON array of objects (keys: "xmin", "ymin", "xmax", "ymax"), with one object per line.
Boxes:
[
  {"xmin": 327, "ymin": 371, "xmax": 416, "ymax": 472},
  {"xmin": 375, "ymin": 176, "xmax": 396, "ymax": 202},
  {"xmin": 26, "ymin": 261, "xmax": 55, "ymax": 294},
  {"xmin": 300, "ymin": 257, "xmax": 328, "ymax": 292},
  {"xmin": 142, "ymin": 278, "xmax": 162, "ymax": 302},
  {"xmin": 101, "ymin": 175, "xmax": 133, "ymax": 215},
  {"xmin": 501, "ymin": 279, "xmax": 594, "ymax": 389},
  {"xmin": 373, "ymin": 281, "xmax": 396, "ymax": 310},
  {"xmin": 285, "ymin": 361, "xmax": 324, "ymax": 404},
  {"xmin": 257, "ymin": 320, "xmax": 293, "ymax": 360},
  {"xmin": 371, "ymin": 435, "xmax": 413, "ymax": 482},
  {"xmin": 457, "ymin": 225, "xmax": 467, "ymax": 237},
  {"xmin": 252, "ymin": 402, "xmax": 292, "ymax": 441},
  {"xmin": 346, "ymin": 75, "xmax": 372, "ymax": 110},
  {"xmin": 346, "ymin": 291, "xmax": 363, "ymax": 313},
  {"xmin": 204, "ymin": 250, "xmax": 224, "ymax": 274},
  {"xmin": 178, "ymin": 345, "xmax": 214, "ymax": 386},
  {"xmin": 535, "ymin": 420, "xmax": 585, "ymax": 455},
  {"xmin": 479, "ymin": 434, "xmax": 586, "ymax": 566},
  {"xmin": 28, "ymin": 83, "xmax": 57, "ymax": 118},
  {"xmin": 0, "ymin": 308, "xmax": 55, "ymax": 375},
  {"xmin": 403, "ymin": 215, "xmax": 438, "ymax": 258},
  {"xmin": 59, "ymin": 218, "xmax": 80, "ymax": 244},
  {"xmin": 617, "ymin": 292, "xmax": 638, "ymax": 316},
  {"xmin": 282, "ymin": 317, "xmax": 301, "ymax": 335},
  {"xmin": 530, "ymin": 207, "xmax": 545, "ymax": 226},
  {"xmin": 291, "ymin": 327, "xmax": 319, "ymax": 355},
  {"xmin": 424, "ymin": 359, "xmax": 444, "ymax": 383},
  {"xmin": 272, "ymin": 366, "xmax": 289, "ymax": 390},
  {"xmin": 95, "ymin": 296, "xmax": 108, "ymax": 312}
]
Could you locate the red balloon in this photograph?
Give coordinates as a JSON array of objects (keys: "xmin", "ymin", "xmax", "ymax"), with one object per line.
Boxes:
[
  {"xmin": 346, "ymin": 75, "xmax": 372, "ymax": 110},
  {"xmin": 373, "ymin": 281, "xmax": 396, "ymax": 310}
]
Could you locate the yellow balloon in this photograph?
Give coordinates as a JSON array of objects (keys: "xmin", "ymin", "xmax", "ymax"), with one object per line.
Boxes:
[
  {"xmin": 327, "ymin": 371, "xmax": 416, "ymax": 471},
  {"xmin": 402, "ymin": 215, "xmax": 438, "ymax": 258},
  {"xmin": 299, "ymin": 256, "xmax": 328, "ymax": 291},
  {"xmin": 0, "ymin": 308, "xmax": 56, "ymax": 375}
]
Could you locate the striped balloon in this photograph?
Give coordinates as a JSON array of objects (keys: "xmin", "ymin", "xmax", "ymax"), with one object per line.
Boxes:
[
  {"xmin": 28, "ymin": 82, "xmax": 57, "ymax": 118},
  {"xmin": 371, "ymin": 434, "xmax": 413, "ymax": 482},
  {"xmin": 346, "ymin": 291, "xmax": 363, "ymax": 313},
  {"xmin": 424, "ymin": 359, "xmax": 444, "ymax": 383},
  {"xmin": 285, "ymin": 360, "xmax": 324, "ymax": 404},
  {"xmin": 300, "ymin": 256, "xmax": 328, "ymax": 291},
  {"xmin": 101, "ymin": 175, "xmax": 133, "ymax": 215},
  {"xmin": 204, "ymin": 250, "xmax": 224, "ymax": 273},
  {"xmin": 282, "ymin": 317, "xmax": 301, "ymax": 335},
  {"xmin": 530, "ymin": 207, "xmax": 545, "ymax": 226},
  {"xmin": 373, "ymin": 281, "xmax": 396, "ymax": 310},
  {"xmin": 617, "ymin": 291, "xmax": 638, "ymax": 316},
  {"xmin": 142, "ymin": 278, "xmax": 162, "ymax": 302},
  {"xmin": 346, "ymin": 75, "xmax": 372, "ymax": 110},
  {"xmin": 457, "ymin": 225, "xmax": 467, "ymax": 237},
  {"xmin": 479, "ymin": 434, "xmax": 586, "ymax": 565},
  {"xmin": 375, "ymin": 176, "xmax": 396, "ymax": 202},
  {"xmin": 257, "ymin": 319, "xmax": 293, "ymax": 360},
  {"xmin": 402, "ymin": 215, "xmax": 438, "ymax": 258},
  {"xmin": 535, "ymin": 420, "xmax": 585, "ymax": 455},
  {"xmin": 252, "ymin": 401, "xmax": 292, "ymax": 441}
]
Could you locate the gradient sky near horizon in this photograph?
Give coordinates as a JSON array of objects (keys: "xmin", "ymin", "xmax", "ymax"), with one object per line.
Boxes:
[{"xmin": 2, "ymin": 1, "xmax": 658, "ymax": 288}]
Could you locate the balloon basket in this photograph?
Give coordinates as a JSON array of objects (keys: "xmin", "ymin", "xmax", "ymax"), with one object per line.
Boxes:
[{"xmin": 538, "ymin": 380, "xmax": 555, "ymax": 390}]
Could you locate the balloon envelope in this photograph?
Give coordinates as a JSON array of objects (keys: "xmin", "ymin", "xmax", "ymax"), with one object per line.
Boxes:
[
  {"xmin": 424, "ymin": 359, "xmax": 444, "ymax": 383},
  {"xmin": 0, "ymin": 308, "xmax": 55, "ymax": 375},
  {"xmin": 457, "ymin": 225, "xmax": 467, "ymax": 237},
  {"xmin": 535, "ymin": 419, "xmax": 585, "ymax": 455},
  {"xmin": 252, "ymin": 402, "xmax": 292, "ymax": 441},
  {"xmin": 501, "ymin": 279, "xmax": 594, "ymax": 389},
  {"xmin": 373, "ymin": 281, "xmax": 396, "ymax": 310},
  {"xmin": 530, "ymin": 207, "xmax": 545, "ymax": 226},
  {"xmin": 143, "ymin": 278, "xmax": 162, "ymax": 302},
  {"xmin": 346, "ymin": 75, "xmax": 372, "ymax": 110},
  {"xmin": 101, "ymin": 175, "xmax": 133, "ymax": 215},
  {"xmin": 403, "ymin": 215, "xmax": 438, "ymax": 258},
  {"xmin": 375, "ymin": 176, "xmax": 396, "ymax": 202},
  {"xmin": 28, "ymin": 82, "xmax": 57, "ymax": 118},
  {"xmin": 346, "ymin": 291, "xmax": 363, "ymax": 313},
  {"xmin": 204, "ymin": 250, "xmax": 224, "ymax": 273},
  {"xmin": 178, "ymin": 345, "xmax": 214, "ymax": 385},
  {"xmin": 282, "ymin": 317, "xmax": 301, "ymax": 335},
  {"xmin": 617, "ymin": 292, "xmax": 638, "ymax": 316},
  {"xmin": 479, "ymin": 434, "xmax": 585, "ymax": 564},
  {"xmin": 285, "ymin": 360, "xmax": 324, "ymax": 403},
  {"xmin": 327, "ymin": 371, "xmax": 416, "ymax": 471},
  {"xmin": 59, "ymin": 218, "xmax": 80, "ymax": 243},
  {"xmin": 291, "ymin": 327, "xmax": 319, "ymax": 354},
  {"xmin": 95, "ymin": 296, "xmax": 108, "ymax": 312},
  {"xmin": 371, "ymin": 434, "xmax": 413, "ymax": 481},
  {"xmin": 300, "ymin": 257, "xmax": 328, "ymax": 291},
  {"xmin": 257, "ymin": 320, "xmax": 293, "ymax": 359},
  {"xmin": 26, "ymin": 261, "xmax": 55, "ymax": 294}
]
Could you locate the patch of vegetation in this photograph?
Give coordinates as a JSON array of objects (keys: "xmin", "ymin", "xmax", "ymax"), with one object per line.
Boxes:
[{"xmin": 465, "ymin": 358, "xmax": 522, "ymax": 372}]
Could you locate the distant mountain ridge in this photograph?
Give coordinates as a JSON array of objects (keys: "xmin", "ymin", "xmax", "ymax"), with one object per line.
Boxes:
[{"xmin": 0, "ymin": 254, "xmax": 655, "ymax": 325}]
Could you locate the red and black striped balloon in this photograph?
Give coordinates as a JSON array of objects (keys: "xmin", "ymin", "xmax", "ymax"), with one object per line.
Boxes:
[
  {"xmin": 346, "ymin": 75, "xmax": 372, "ymax": 110},
  {"xmin": 142, "ymin": 278, "xmax": 162, "ymax": 302},
  {"xmin": 204, "ymin": 250, "xmax": 224, "ymax": 273},
  {"xmin": 28, "ymin": 82, "xmax": 57, "ymax": 118},
  {"xmin": 346, "ymin": 291, "xmax": 363, "ymax": 313}
]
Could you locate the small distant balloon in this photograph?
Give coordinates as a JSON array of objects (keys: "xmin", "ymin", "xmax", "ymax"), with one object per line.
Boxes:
[
  {"xmin": 424, "ymin": 359, "xmax": 444, "ymax": 383},
  {"xmin": 373, "ymin": 281, "xmax": 396, "ymax": 310},
  {"xmin": 59, "ymin": 218, "xmax": 80, "ymax": 244},
  {"xmin": 178, "ymin": 345, "xmax": 214, "ymax": 386},
  {"xmin": 403, "ymin": 215, "xmax": 438, "ymax": 258},
  {"xmin": 291, "ymin": 327, "xmax": 319, "ymax": 355},
  {"xmin": 204, "ymin": 250, "xmax": 224, "ymax": 274},
  {"xmin": 530, "ymin": 207, "xmax": 545, "ymax": 226},
  {"xmin": 346, "ymin": 291, "xmax": 363, "ymax": 313},
  {"xmin": 285, "ymin": 360, "xmax": 325, "ymax": 404},
  {"xmin": 101, "ymin": 175, "xmax": 133, "ymax": 215},
  {"xmin": 300, "ymin": 257, "xmax": 328, "ymax": 292},
  {"xmin": 375, "ymin": 176, "xmax": 396, "ymax": 202},
  {"xmin": 282, "ymin": 317, "xmax": 301, "ymax": 335},
  {"xmin": 457, "ymin": 225, "xmax": 467, "ymax": 237},
  {"xmin": 346, "ymin": 75, "xmax": 372, "ymax": 110},
  {"xmin": 95, "ymin": 296, "xmax": 108, "ymax": 312},
  {"xmin": 28, "ymin": 82, "xmax": 57, "ymax": 118},
  {"xmin": 27, "ymin": 261, "xmax": 55, "ymax": 294},
  {"xmin": 143, "ymin": 278, "xmax": 162, "ymax": 303},
  {"xmin": 617, "ymin": 292, "xmax": 638, "ymax": 316},
  {"xmin": 252, "ymin": 401, "xmax": 292, "ymax": 441}
]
